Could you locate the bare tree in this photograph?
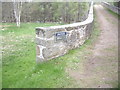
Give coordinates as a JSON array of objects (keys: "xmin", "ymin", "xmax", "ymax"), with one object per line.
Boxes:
[
  {"xmin": 13, "ymin": 0, "xmax": 22, "ymax": 27},
  {"xmin": 2, "ymin": 1, "xmax": 88, "ymax": 24}
]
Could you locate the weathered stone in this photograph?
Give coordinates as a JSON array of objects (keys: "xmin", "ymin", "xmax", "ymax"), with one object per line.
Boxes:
[
  {"xmin": 44, "ymin": 28, "xmax": 66, "ymax": 38},
  {"xmin": 35, "ymin": 36, "xmax": 54, "ymax": 47},
  {"xmin": 43, "ymin": 42, "xmax": 67, "ymax": 59},
  {"xmin": 35, "ymin": 1, "xmax": 94, "ymax": 63}
]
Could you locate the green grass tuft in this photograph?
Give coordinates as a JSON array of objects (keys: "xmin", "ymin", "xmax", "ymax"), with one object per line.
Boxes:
[
  {"xmin": 2, "ymin": 19, "xmax": 100, "ymax": 88},
  {"xmin": 104, "ymin": 7, "xmax": 120, "ymax": 19}
]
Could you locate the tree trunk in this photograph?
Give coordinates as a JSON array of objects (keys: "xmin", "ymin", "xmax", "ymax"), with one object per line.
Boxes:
[{"xmin": 13, "ymin": 1, "xmax": 22, "ymax": 27}]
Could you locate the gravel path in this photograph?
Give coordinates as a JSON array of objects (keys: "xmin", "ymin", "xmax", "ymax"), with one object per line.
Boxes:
[{"xmin": 68, "ymin": 4, "xmax": 118, "ymax": 88}]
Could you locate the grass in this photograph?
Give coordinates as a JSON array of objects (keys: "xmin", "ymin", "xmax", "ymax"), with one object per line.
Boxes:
[
  {"xmin": 2, "ymin": 22, "xmax": 73, "ymax": 88},
  {"xmin": 104, "ymin": 7, "xmax": 120, "ymax": 19},
  {"xmin": 104, "ymin": 7, "xmax": 120, "ymax": 25},
  {"xmin": 2, "ymin": 18, "xmax": 100, "ymax": 88}
]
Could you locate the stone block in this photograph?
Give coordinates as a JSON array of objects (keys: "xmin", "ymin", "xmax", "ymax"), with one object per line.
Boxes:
[{"xmin": 35, "ymin": 1, "xmax": 94, "ymax": 62}]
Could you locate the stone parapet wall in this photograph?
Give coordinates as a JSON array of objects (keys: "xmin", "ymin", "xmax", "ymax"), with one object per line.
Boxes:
[
  {"xmin": 35, "ymin": 2, "xmax": 94, "ymax": 63},
  {"xmin": 102, "ymin": 2, "xmax": 120, "ymax": 15}
]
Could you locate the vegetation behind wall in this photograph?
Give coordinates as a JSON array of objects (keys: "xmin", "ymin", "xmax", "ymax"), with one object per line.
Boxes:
[{"xmin": 2, "ymin": 2, "xmax": 90, "ymax": 24}]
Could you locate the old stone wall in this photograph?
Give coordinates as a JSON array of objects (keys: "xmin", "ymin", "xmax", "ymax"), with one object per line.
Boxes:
[
  {"xmin": 35, "ymin": 2, "xmax": 94, "ymax": 63},
  {"xmin": 102, "ymin": 2, "xmax": 120, "ymax": 15}
]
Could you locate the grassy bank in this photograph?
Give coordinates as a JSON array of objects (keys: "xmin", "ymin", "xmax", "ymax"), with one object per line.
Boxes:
[
  {"xmin": 2, "ymin": 19, "xmax": 100, "ymax": 88},
  {"xmin": 104, "ymin": 7, "xmax": 120, "ymax": 19}
]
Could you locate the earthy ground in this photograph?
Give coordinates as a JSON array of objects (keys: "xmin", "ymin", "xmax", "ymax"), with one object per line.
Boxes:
[{"xmin": 67, "ymin": 4, "xmax": 118, "ymax": 88}]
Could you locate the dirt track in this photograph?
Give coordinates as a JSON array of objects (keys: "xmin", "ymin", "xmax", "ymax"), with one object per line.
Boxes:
[{"xmin": 68, "ymin": 4, "xmax": 118, "ymax": 88}]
